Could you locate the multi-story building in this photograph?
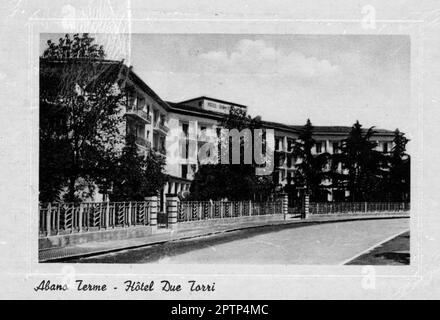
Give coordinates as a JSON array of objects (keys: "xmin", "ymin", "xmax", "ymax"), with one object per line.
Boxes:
[
  {"xmin": 268, "ymin": 125, "xmax": 395, "ymax": 202},
  {"xmin": 117, "ymin": 64, "xmax": 397, "ymax": 206},
  {"xmin": 165, "ymin": 97, "xmax": 248, "ymax": 193},
  {"xmin": 46, "ymin": 59, "xmax": 396, "ymax": 206}
]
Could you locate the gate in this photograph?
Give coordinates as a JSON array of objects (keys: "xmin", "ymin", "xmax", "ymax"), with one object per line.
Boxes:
[
  {"xmin": 157, "ymin": 211, "xmax": 168, "ymax": 228},
  {"xmin": 288, "ymin": 198, "xmax": 303, "ymax": 218}
]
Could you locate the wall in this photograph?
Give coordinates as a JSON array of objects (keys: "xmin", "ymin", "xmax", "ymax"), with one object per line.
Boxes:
[{"xmin": 39, "ymin": 226, "xmax": 154, "ymax": 250}]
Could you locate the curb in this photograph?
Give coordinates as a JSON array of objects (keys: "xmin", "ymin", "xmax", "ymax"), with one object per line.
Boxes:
[{"xmin": 39, "ymin": 214, "xmax": 409, "ymax": 262}]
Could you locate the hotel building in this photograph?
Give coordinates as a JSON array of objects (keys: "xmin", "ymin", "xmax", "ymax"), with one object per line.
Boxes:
[{"xmin": 118, "ymin": 64, "xmax": 395, "ymax": 207}]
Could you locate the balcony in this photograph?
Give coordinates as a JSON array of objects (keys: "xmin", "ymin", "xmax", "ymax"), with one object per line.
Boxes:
[
  {"xmin": 125, "ymin": 108, "xmax": 151, "ymax": 124},
  {"xmin": 275, "ymin": 148, "xmax": 287, "ymax": 154},
  {"xmin": 153, "ymin": 146, "xmax": 167, "ymax": 157},
  {"xmin": 135, "ymin": 136, "xmax": 151, "ymax": 149},
  {"xmin": 153, "ymin": 122, "xmax": 169, "ymax": 134}
]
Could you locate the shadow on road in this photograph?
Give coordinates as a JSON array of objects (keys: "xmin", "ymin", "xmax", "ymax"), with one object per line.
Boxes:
[
  {"xmin": 346, "ymin": 231, "xmax": 410, "ymax": 265},
  {"xmin": 71, "ymin": 217, "xmax": 409, "ymax": 264}
]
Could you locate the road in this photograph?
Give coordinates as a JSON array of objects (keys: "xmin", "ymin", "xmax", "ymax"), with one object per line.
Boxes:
[{"xmin": 76, "ymin": 218, "xmax": 409, "ymax": 265}]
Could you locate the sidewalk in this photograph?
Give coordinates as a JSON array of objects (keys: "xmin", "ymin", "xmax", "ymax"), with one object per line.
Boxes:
[{"xmin": 39, "ymin": 213, "xmax": 409, "ymax": 262}]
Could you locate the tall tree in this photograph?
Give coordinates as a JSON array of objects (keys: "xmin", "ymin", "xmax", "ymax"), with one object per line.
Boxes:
[
  {"xmin": 189, "ymin": 107, "xmax": 275, "ymax": 201},
  {"xmin": 143, "ymin": 150, "xmax": 167, "ymax": 198},
  {"xmin": 40, "ymin": 33, "xmax": 126, "ymax": 202},
  {"xmin": 387, "ymin": 129, "xmax": 410, "ymax": 201},
  {"xmin": 333, "ymin": 121, "xmax": 387, "ymax": 202},
  {"xmin": 292, "ymin": 119, "xmax": 331, "ymax": 201},
  {"xmin": 109, "ymin": 135, "xmax": 166, "ymax": 201}
]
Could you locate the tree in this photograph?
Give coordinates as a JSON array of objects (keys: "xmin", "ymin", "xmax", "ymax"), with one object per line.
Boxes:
[
  {"xmin": 40, "ymin": 33, "xmax": 127, "ymax": 202},
  {"xmin": 142, "ymin": 150, "xmax": 167, "ymax": 197},
  {"xmin": 291, "ymin": 119, "xmax": 331, "ymax": 201},
  {"xmin": 110, "ymin": 135, "xmax": 167, "ymax": 201},
  {"xmin": 189, "ymin": 106, "xmax": 275, "ymax": 201},
  {"xmin": 42, "ymin": 33, "xmax": 105, "ymax": 59},
  {"xmin": 333, "ymin": 121, "xmax": 387, "ymax": 201},
  {"xmin": 387, "ymin": 129, "xmax": 410, "ymax": 201}
]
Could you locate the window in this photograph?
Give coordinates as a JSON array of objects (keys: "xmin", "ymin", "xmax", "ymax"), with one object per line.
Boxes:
[
  {"xmin": 276, "ymin": 138, "xmax": 282, "ymax": 151},
  {"xmin": 199, "ymin": 126, "xmax": 207, "ymax": 140},
  {"xmin": 383, "ymin": 143, "xmax": 388, "ymax": 153},
  {"xmin": 287, "ymin": 139, "xmax": 295, "ymax": 152},
  {"xmin": 182, "ymin": 123, "xmax": 189, "ymax": 137},
  {"xmin": 180, "ymin": 139, "xmax": 189, "ymax": 159},
  {"xmin": 289, "ymin": 172, "xmax": 294, "ymax": 184},
  {"xmin": 333, "ymin": 142, "xmax": 339, "ymax": 153},
  {"xmin": 261, "ymin": 141, "xmax": 266, "ymax": 156},
  {"xmin": 287, "ymin": 155, "xmax": 292, "ymax": 168},
  {"xmin": 160, "ymin": 136, "xmax": 166, "ymax": 151},
  {"xmin": 316, "ymin": 142, "xmax": 322, "ymax": 154},
  {"xmin": 126, "ymin": 88, "xmax": 136, "ymax": 110},
  {"xmin": 275, "ymin": 153, "xmax": 284, "ymax": 167},
  {"xmin": 137, "ymin": 96, "xmax": 145, "ymax": 110},
  {"xmin": 273, "ymin": 171, "xmax": 280, "ymax": 184},
  {"xmin": 128, "ymin": 124, "xmax": 142, "ymax": 138},
  {"xmin": 185, "ymin": 139, "xmax": 190, "ymax": 159},
  {"xmin": 153, "ymin": 133, "xmax": 159, "ymax": 149},
  {"xmin": 181, "ymin": 165, "xmax": 188, "ymax": 179}
]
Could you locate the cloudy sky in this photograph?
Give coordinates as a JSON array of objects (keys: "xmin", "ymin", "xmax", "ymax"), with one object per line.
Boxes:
[{"xmin": 40, "ymin": 33, "xmax": 411, "ymax": 133}]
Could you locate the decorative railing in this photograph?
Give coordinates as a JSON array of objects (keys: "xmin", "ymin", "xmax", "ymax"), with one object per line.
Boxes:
[
  {"xmin": 135, "ymin": 136, "xmax": 151, "ymax": 148},
  {"xmin": 308, "ymin": 202, "xmax": 410, "ymax": 215},
  {"xmin": 177, "ymin": 200, "xmax": 283, "ymax": 222},
  {"xmin": 39, "ymin": 201, "xmax": 153, "ymax": 237},
  {"xmin": 154, "ymin": 122, "xmax": 169, "ymax": 133},
  {"xmin": 126, "ymin": 108, "xmax": 151, "ymax": 123}
]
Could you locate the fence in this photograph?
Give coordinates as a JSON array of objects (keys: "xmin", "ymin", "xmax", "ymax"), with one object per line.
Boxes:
[
  {"xmin": 39, "ymin": 201, "xmax": 153, "ymax": 237},
  {"xmin": 177, "ymin": 200, "xmax": 283, "ymax": 222},
  {"xmin": 308, "ymin": 202, "xmax": 410, "ymax": 215}
]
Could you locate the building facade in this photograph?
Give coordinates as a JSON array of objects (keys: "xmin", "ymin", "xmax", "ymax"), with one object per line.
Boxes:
[{"xmin": 112, "ymin": 63, "xmax": 397, "ymax": 206}]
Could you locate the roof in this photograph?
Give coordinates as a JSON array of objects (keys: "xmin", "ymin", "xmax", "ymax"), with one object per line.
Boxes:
[
  {"xmin": 40, "ymin": 57, "xmax": 172, "ymax": 112},
  {"xmin": 128, "ymin": 70, "xmax": 171, "ymax": 112},
  {"xmin": 262, "ymin": 120, "xmax": 302, "ymax": 134},
  {"xmin": 290, "ymin": 125, "xmax": 395, "ymax": 137},
  {"xmin": 40, "ymin": 58, "xmax": 127, "ymax": 94},
  {"xmin": 166, "ymin": 103, "xmax": 395, "ymax": 137},
  {"xmin": 166, "ymin": 101, "xmax": 226, "ymax": 120},
  {"xmin": 40, "ymin": 58, "xmax": 397, "ymax": 138},
  {"xmin": 178, "ymin": 96, "xmax": 248, "ymax": 109}
]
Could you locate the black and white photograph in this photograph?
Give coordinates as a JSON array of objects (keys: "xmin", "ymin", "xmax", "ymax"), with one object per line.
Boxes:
[
  {"xmin": 1, "ymin": 0, "xmax": 440, "ymax": 301},
  {"xmin": 38, "ymin": 33, "xmax": 411, "ymax": 265}
]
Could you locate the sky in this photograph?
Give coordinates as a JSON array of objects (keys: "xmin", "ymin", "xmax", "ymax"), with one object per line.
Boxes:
[{"xmin": 40, "ymin": 33, "xmax": 411, "ymax": 134}]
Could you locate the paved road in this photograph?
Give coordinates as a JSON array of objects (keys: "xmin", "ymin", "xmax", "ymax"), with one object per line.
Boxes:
[{"xmin": 77, "ymin": 218, "xmax": 409, "ymax": 265}]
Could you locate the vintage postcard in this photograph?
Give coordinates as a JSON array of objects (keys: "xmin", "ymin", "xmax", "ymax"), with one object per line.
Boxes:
[{"xmin": 0, "ymin": 0, "xmax": 439, "ymax": 301}]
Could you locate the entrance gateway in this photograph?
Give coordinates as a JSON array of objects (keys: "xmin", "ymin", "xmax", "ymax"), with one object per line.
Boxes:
[{"xmin": 157, "ymin": 207, "xmax": 168, "ymax": 228}]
